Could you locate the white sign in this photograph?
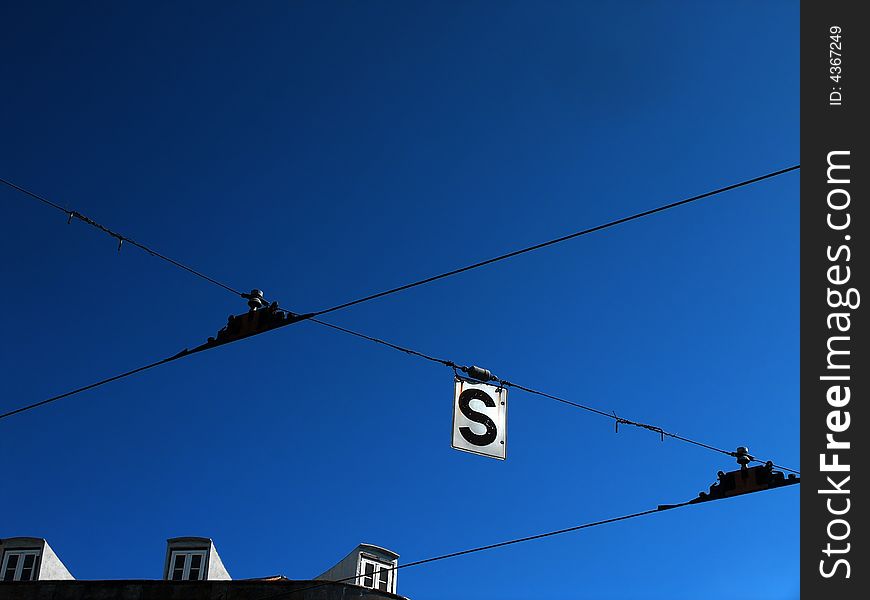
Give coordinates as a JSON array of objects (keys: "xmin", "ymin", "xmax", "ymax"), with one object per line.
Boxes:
[{"xmin": 452, "ymin": 377, "xmax": 507, "ymax": 460}]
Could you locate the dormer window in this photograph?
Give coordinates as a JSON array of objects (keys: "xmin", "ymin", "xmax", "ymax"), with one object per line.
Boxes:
[
  {"xmin": 358, "ymin": 556, "xmax": 392, "ymax": 593},
  {"xmin": 168, "ymin": 549, "xmax": 207, "ymax": 581},
  {"xmin": 163, "ymin": 537, "xmax": 230, "ymax": 582},
  {"xmin": 2, "ymin": 549, "xmax": 40, "ymax": 582},
  {"xmin": 315, "ymin": 543, "xmax": 398, "ymax": 595}
]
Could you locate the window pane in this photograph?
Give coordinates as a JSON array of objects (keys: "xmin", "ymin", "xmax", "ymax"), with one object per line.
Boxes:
[
  {"xmin": 171, "ymin": 554, "xmax": 185, "ymax": 581},
  {"xmin": 188, "ymin": 554, "xmax": 202, "ymax": 581},
  {"xmin": 187, "ymin": 554, "xmax": 201, "ymax": 581},
  {"xmin": 3, "ymin": 554, "xmax": 19, "ymax": 582},
  {"xmin": 21, "ymin": 554, "xmax": 36, "ymax": 581},
  {"xmin": 377, "ymin": 569, "xmax": 389, "ymax": 592},
  {"xmin": 362, "ymin": 562, "xmax": 374, "ymax": 587}
]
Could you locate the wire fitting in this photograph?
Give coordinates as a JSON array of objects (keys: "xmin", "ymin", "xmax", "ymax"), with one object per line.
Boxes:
[
  {"xmin": 461, "ymin": 365, "xmax": 498, "ymax": 383},
  {"xmin": 733, "ymin": 446, "xmax": 754, "ymax": 469},
  {"xmin": 241, "ymin": 288, "xmax": 269, "ymax": 311},
  {"xmin": 612, "ymin": 412, "xmax": 666, "ymax": 441}
]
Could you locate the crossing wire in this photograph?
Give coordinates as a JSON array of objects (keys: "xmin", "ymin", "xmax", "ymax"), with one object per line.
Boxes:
[
  {"xmin": 1, "ymin": 167, "xmax": 801, "ymax": 474},
  {"xmin": 0, "ymin": 312, "xmax": 801, "ymax": 475},
  {"xmin": 3, "ymin": 165, "xmax": 799, "ymax": 314}
]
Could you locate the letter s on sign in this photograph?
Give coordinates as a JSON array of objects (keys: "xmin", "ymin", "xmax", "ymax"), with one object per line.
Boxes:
[{"xmin": 458, "ymin": 388, "xmax": 498, "ymax": 446}]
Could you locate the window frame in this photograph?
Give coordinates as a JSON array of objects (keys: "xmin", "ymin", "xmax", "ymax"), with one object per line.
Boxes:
[
  {"xmin": 357, "ymin": 555, "xmax": 393, "ymax": 594},
  {"xmin": 1, "ymin": 548, "xmax": 41, "ymax": 582},
  {"xmin": 167, "ymin": 549, "xmax": 208, "ymax": 581}
]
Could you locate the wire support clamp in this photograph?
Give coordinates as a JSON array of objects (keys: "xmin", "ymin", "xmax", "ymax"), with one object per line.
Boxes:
[{"xmin": 612, "ymin": 412, "xmax": 666, "ymax": 441}]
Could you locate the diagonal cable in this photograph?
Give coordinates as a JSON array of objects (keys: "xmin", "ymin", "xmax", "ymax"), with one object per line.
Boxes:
[
  {"xmin": 0, "ymin": 176, "xmax": 245, "ymax": 297},
  {"xmin": 0, "ymin": 351, "xmax": 188, "ymax": 420},
  {"xmin": 307, "ymin": 316, "xmax": 799, "ymax": 474},
  {"xmin": 2, "ymin": 164, "xmax": 802, "ymax": 470},
  {"xmin": 0, "ymin": 310, "xmax": 801, "ymax": 476},
  {"xmin": 255, "ymin": 502, "xmax": 691, "ymax": 600},
  {"xmin": 309, "ymin": 165, "xmax": 800, "ymax": 316},
  {"xmin": 252, "ymin": 476, "xmax": 800, "ymax": 600},
  {"xmin": 4, "ymin": 165, "xmax": 799, "ymax": 314}
]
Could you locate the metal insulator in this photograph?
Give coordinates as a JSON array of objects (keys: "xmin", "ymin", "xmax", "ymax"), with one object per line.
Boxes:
[
  {"xmin": 464, "ymin": 365, "xmax": 495, "ymax": 382},
  {"xmin": 246, "ymin": 289, "xmax": 267, "ymax": 311}
]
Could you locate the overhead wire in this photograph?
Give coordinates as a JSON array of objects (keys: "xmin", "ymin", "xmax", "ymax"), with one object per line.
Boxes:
[
  {"xmin": 0, "ymin": 308, "xmax": 312, "ymax": 422},
  {"xmin": 0, "ymin": 352, "xmax": 186, "ymax": 421},
  {"xmin": 0, "ymin": 167, "xmax": 800, "ymax": 474},
  {"xmin": 2, "ymin": 125, "xmax": 800, "ymax": 600},
  {"xmin": 307, "ymin": 316, "xmax": 800, "ymax": 474},
  {"xmin": 254, "ymin": 500, "xmax": 695, "ymax": 600},
  {"xmin": 0, "ymin": 338, "xmax": 228, "ymax": 421},
  {"xmin": 1, "ymin": 171, "xmax": 801, "ymax": 595},
  {"xmin": 308, "ymin": 317, "xmax": 457, "ymax": 368},
  {"xmin": 3, "ymin": 165, "xmax": 799, "ymax": 315},
  {"xmin": 0, "ymin": 176, "xmax": 245, "ymax": 297},
  {"xmin": 0, "ymin": 314, "xmax": 448, "ymax": 421},
  {"xmin": 0, "ymin": 309, "xmax": 800, "ymax": 475},
  {"xmin": 254, "ymin": 474, "xmax": 801, "ymax": 600},
  {"xmin": 308, "ymin": 164, "xmax": 800, "ymax": 316}
]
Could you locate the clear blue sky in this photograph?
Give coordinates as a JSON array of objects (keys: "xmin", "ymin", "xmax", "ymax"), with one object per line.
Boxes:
[{"xmin": 1, "ymin": 2, "xmax": 798, "ymax": 599}]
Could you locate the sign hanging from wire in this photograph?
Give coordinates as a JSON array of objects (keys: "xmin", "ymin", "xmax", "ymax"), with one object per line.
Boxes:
[{"xmin": 452, "ymin": 376, "xmax": 508, "ymax": 460}]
